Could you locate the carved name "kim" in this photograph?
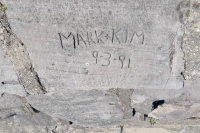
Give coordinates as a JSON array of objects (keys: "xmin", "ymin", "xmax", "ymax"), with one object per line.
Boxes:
[{"xmin": 58, "ymin": 29, "xmax": 145, "ymax": 49}]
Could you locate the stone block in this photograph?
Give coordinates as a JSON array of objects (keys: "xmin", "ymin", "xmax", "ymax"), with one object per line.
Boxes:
[
  {"xmin": 1, "ymin": 0, "xmax": 185, "ymax": 91},
  {"xmin": 26, "ymin": 90, "xmax": 124, "ymax": 126}
]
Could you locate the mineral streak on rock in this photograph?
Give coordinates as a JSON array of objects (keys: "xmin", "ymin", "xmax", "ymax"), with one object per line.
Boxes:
[{"xmin": 0, "ymin": 6, "xmax": 46, "ymax": 95}]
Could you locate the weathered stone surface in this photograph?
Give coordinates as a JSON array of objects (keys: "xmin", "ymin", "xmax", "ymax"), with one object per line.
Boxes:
[
  {"xmin": 0, "ymin": 107, "xmax": 21, "ymax": 120},
  {"xmin": 183, "ymin": 80, "xmax": 200, "ymax": 99},
  {"xmin": 0, "ymin": 9, "xmax": 46, "ymax": 95},
  {"xmin": 2, "ymin": 0, "xmax": 200, "ymax": 131},
  {"xmin": 0, "ymin": 119, "xmax": 54, "ymax": 133},
  {"xmin": 0, "ymin": 41, "xmax": 26, "ymax": 96},
  {"xmin": 148, "ymin": 104, "xmax": 193, "ymax": 120},
  {"xmin": 147, "ymin": 82, "xmax": 200, "ymax": 120},
  {"xmin": 130, "ymin": 89, "xmax": 183, "ymax": 114},
  {"xmin": 130, "ymin": 80, "xmax": 200, "ymax": 114},
  {"xmin": 108, "ymin": 88, "xmax": 134, "ymax": 119},
  {"xmin": 148, "ymin": 102, "xmax": 200, "ymax": 120},
  {"xmin": 26, "ymin": 90, "xmax": 124, "ymax": 126},
  {"xmin": 123, "ymin": 128, "xmax": 171, "ymax": 133},
  {"xmin": 0, "ymin": 93, "xmax": 23, "ymax": 109},
  {"xmin": 65, "ymin": 126, "xmax": 121, "ymax": 133},
  {"xmin": 1, "ymin": 0, "xmax": 184, "ymax": 91},
  {"xmin": 13, "ymin": 112, "xmax": 58, "ymax": 127},
  {"xmin": 189, "ymin": 103, "xmax": 200, "ymax": 118},
  {"xmin": 0, "ymin": 106, "xmax": 58, "ymax": 127},
  {"xmin": 182, "ymin": 0, "xmax": 200, "ymax": 80}
]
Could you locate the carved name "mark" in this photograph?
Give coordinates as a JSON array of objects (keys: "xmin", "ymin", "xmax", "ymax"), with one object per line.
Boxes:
[{"xmin": 58, "ymin": 29, "xmax": 145, "ymax": 49}]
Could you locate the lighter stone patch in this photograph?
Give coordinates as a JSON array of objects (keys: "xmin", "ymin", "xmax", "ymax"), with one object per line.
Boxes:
[{"xmin": 130, "ymin": 94, "xmax": 146, "ymax": 104}]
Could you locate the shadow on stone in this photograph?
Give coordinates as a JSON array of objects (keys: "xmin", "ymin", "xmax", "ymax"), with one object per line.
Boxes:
[
  {"xmin": 132, "ymin": 109, "xmax": 136, "ymax": 116},
  {"xmin": 152, "ymin": 100, "xmax": 165, "ymax": 110}
]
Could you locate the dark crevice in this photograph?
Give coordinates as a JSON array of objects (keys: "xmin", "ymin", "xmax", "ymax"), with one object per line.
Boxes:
[
  {"xmin": 30, "ymin": 64, "xmax": 47, "ymax": 94},
  {"xmin": 69, "ymin": 121, "xmax": 73, "ymax": 125},
  {"xmin": 132, "ymin": 108, "xmax": 136, "ymax": 116},
  {"xmin": 1, "ymin": 81, "xmax": 19, "ymax": 85},
  {"xmin": 1, "ymin": 113, "xmax": 17, "ymax": 120},
  {"xmin": 46, "ymin": 127, "xmax": 48, "ymax": 133},
  {"xmin": 152, "ymin": 100, "xmax": 165, "ymax": 111},
  {"xmin": 1, "ymin": 92, "xmax": 5, "ymax": 97},
  {"xmin": 35, "ymin": 71, "xmax": 47, "ymax": 94},
  {"xmin": 52, "ymin": 126, "xmax": 57, "ymax": 133},
  {"xmin": 30, "ymin": 106, "xmax": 40, "ymax": 113},
  {"xmin": 144, "ymin": 114, "xmax": 148, "ymax": 121},
  {"xmin": 120, "ymin": 125, "xmax": 124, "ymax": 133},
  {"xmin": 181, "ymin": 72, "xmax": 186, "ymax": 80}
]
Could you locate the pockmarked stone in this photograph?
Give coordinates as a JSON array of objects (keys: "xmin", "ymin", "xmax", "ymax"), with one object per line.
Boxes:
[
  {"xmin": 2, "ymin": 0, "xmax": 184, "ymax": 91},
  {"xmin": 26, "ymin": 90, "xmax": 124, "ymax": 126}
]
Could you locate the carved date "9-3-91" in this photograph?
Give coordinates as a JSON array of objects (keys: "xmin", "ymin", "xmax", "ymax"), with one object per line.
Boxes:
[{"xmin": 92, "ymin": 51, "xmax": 130, "ymax": 69}]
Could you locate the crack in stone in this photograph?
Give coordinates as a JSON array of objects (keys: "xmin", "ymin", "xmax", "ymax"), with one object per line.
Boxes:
[
  {"xmin": 0, "ymin": 8, "xmax": 47, "ymax": 95},
  {"xmin": 120, "ymin": 125, "xmax": 124, "ymax": 133}
]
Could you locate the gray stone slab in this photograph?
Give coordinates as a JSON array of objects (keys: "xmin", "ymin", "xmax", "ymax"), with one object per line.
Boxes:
[
  {"xmin": 148, "ymin": 104, "xmax": 193, "ymax": 120},
  {"xmin": 0, "ymin": 119, "xmax": 53, "ymax": 133},
  {"xmin": 130, "ymin": 80, "xmax": 200, "ymax": 114},
  {"xmin": 26, "ymin": 90, "xmax": 124, "ymax": 126},
  {"xmin": 130, "ymin": 89, "xmax": 183, "ymax": 114},
  {"xmin": 2, "ymin": 0, "xmax": 184, "ymax": 91},
  {"xmin": 148, "ymin": 102, "xmax": 200, "ymax": 120},
  {"xmin": 13, "ymin": 112, "xmax": 58, "ymax": 127},
  {"xmin": 0, "ymin": 93, "xmax": 23, "ymax": 109}
]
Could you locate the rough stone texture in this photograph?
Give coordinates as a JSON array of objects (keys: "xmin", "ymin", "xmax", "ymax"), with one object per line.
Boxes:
[
  {"xmin": 0, "ymin": 119, "xmax": 56, "ymax": 133},
  {"xmin": 0, "ymin": 41, "xmax": 26, "ymax": 96},
  {"xmin": 130, "ymin": 80, "xmax": 200, "ymax": 115},
  {"xmin": 0, "ymin": 9, "xmax": 46, "ymax": 95},
  {"xmin": 130, "ymin": 89, "xmax": 183, "ymax": 114},
  {"xmin": 1, "ymin": 0, "xmax": 200, "ymax": 132},
  {"xmin": 26, "ymin": 90, "xmax": 124, "ymax": 127},
  {"xmin": 108, "ymin": 88, "xmax": 134, "ymax": 119},
  {"xmin": 13, "ymin": 112, "xmax": 58, "ymax": 127},
  {"xmin": 182, "ymin": 0, "xmax": 200, "ymax": 80},
  {"xmin": 1, "ymin": 0, "xmax": 184, "ymax": 91},
  {"xmin": 148, "ymin": 104, "xmax": 193, "ymax": 120},
  {"xmin": 148, "ymin": 88, "xmax": 200, "ymax": 120}
]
